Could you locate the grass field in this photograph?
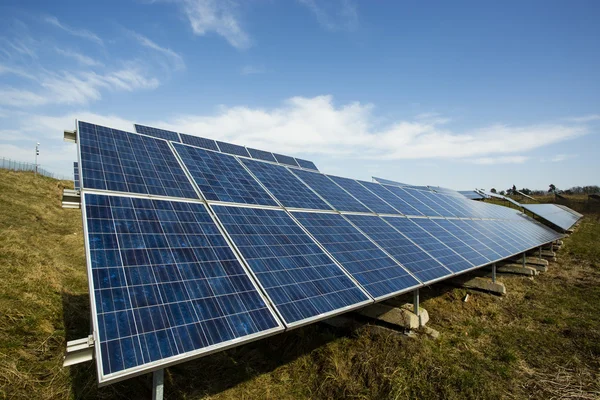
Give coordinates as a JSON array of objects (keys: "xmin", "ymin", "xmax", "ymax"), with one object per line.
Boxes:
[{"xmin": 0, "ymin": 169, "xmax": 599, "ymax": 399}]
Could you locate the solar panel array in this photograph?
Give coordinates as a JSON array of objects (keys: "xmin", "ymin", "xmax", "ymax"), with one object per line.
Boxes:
[
  {"xmin": 459, "ymin": 190, "xmax": 487, "ymax": 200},
  {"xmin": 521, "ymin": 203, "xmax": 582, "ymax": 231},
  {"xmin": 75, "ymin": 120, "xmax": 564, "ymax": 385}
]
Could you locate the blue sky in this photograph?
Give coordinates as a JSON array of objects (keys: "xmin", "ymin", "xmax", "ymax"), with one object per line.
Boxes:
[{"xmin": 0, "ymin": 0, "xmax": 598, "ymax": 191}]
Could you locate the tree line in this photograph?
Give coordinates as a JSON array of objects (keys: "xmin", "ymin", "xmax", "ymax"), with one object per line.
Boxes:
[{"xmin": 489, "ymin": 185, "xmax": 600, "ymax": 196}]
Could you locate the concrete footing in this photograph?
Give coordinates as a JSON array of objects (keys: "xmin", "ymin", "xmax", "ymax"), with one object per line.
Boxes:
[
  {"xmin": 540, "ymin": 250, "xmax": 556, "ymax": 258},
  {"xmin": 512, "ymin": 256, "xmax": 549, "ymax": 267},
  {"xmin": 496, "ymin": 264, "xmax": 539, "ymax": 276},
  {"xmin": 454, "ymin": 276, "xmax": 506, "ymax": 296},
  {"xmin": 357, "ymin": 303, "xmax": 428, "ymax": 330}
]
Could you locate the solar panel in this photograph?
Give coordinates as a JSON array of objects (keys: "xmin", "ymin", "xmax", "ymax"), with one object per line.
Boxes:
[
  {"xmin": 410, "ymin": 219, "xmax": 490, "ymax": 267},
  {"xmin": 290, "ymin": 169, "xmax": 371, "ymax": 213},
  {"xmin": 180, "ymin": 133, "xmax": 220, "ymax": 152},
  {"xmin": 405, "ymin": 188, "xmax": 456, "ymax": 217},
  {"xmin": 382, "ymin": 217, "xmax": 474, "ymax": 273},
  {"xmin": 216, "ymin": 141, "xmax": 251, "ymax": 158},
  {"xmin": 212, "ymin": 206, "xmax": 371, "ymax": 326},
  {"xmin": 134, "ymin": 124, "xmax": 180, "ymax": 142},
  {"xmin": 459, "ymin": 191, "xmax": 486, "ymax": 200},
  {"xmin": 295, "ymin": 158, "xmax": 318, "ymax": 171},
  {"xmin": 78, "ymin": 121, "xmax": 199, "ymax": 199},
  {"xmin": 468, "ymin": 220, "xmax": 522, "ymax": 254},
  {"xmin": 372, "ymin": 177, "xmax": 410, "ymax": 187},
  {"xmin": 344, "ymin": 214, "xmax": 452, "ymax": 283},
  {"xmin": 292, "ymin": 211, "xmax": 420, "ymax": 299},
  {"xmin": 382, "ymin": 185, "xmax": 441, "ymax": 216},
  {"xmin": 240, "ymin": 159, "xmax": 332, "ymax": 210},
  {"xmin": 358, "ymin": 181, "xmax": 423, "ymax": 216},
  {"xmin": 272, "ymin": 153, "xmax": 299, "ymax": 167},
  {"xmin": 554, "ymin": 204, "xmax": 583, "ymax": 219},
  {"xmin": 247, "ymin": 148, "xmax": 277, "ymax": 163},
  {"xmin": 521, "ymin": 203, "xmax": 581, "ymax": 231},
  {"xmin": 433, "ymin": 219, "xmax": 504, "ymax": 261},
  {"xmin": 173, "ymin": 143, "xmax": 278, "ymax": 206},
  {"xmin": 83, "ymin": 193, "xmax": 283, "ymax": 384},
  {"xmin": 74, "ymin": 161, "xmax": 80, "ymax": 191},
  {"xmin": 327, "ymin": 175, "xmax": 398, "ymax": 214},
  {"xmin": 448, "ymin": 220, "xmax": 513, "ymax": 258}
]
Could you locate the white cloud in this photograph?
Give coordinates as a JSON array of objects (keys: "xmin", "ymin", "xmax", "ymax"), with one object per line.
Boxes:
[
  {"xmin": 172, "ymin": 0, "xmax": 251, "ymax": 49},
  {"xmin": 44, "ymin": 16, "xmax": 104, "ymax": 46},
  {"xmin": 468, "ymin": 156, "xmax": 529, "ymax": 165},
  {"xmin": 240, "ymin": 65, "xmax": 265, "ymax": 75},
  {"xmin": 565, "ymin": 114, "xmax": 600, "ymax": 123},
  {"xmin": 55, "ymin": 48, "xmax": 103, "ymax": 67},
  {"xmin": 298, "ymin": 0, "xmax": 358, "ymax": 31},
  {"xmin": 0, "ymin": 88, "xmax": 48, "ymax": 107},
  {"xmin": 129, "ymin": 31, "xmax": 185, "ymax": 71},
  {"xmin": 549, "ymin": 154, "xmax": 577, "ymax": 162}
]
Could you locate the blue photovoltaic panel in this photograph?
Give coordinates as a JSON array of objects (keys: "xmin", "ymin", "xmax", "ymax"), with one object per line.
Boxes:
[
  {"xmin": 134, "ymin": 124, "xmax": 180, "ymax": 142},
  {"xmin": 173, "ymin": 143, "xmax": 278, "ymax": 206},
  {"xmin": 273, "ymin": 153, "xmax": 299, "ymax": 167},
  {"xmin": 295, "ymin": 158, "xmax": 318, "ymax": 171},
  {"xmin": 448, "ymin": 220, "xmax": 513, "ymax": 258},
  {"xmin": 459, "ymin": 191, "xmax": 486, "ymax": 200},
  {"xmin": 406, "ymin": 189, "xmax": 456, "ymax": 217},
  {"xmin": 247, "ymin": 148, "xmax": 277, "ymax": 163},
  {"xmin": 291, "ymin": 169, "xmax": 371, "ymax": 213},
  {"xmin": 358, "ymin": 181, "xmax": 423, "ymax": 216},
  {"xmin": 410, "ymin": 219, "xmax": 490, "ymax": 267},
  {"xmin": 344, "ymin": 214, "xmax": 451, "ymax": 283},
  {"xmin": 468, "ymin": 220, "xmax": 522, "ymax": 255},
  {"xmin": 74, "ymin": 161, "xmax": 80, "ymax": 191},
  {"xmin": 78, "ymin": 121, "xmax": 199, "ymax": 199},
  {"xmin": 216, "ymin": 141, "xmax": 250, "ymax": 157},
  {"xmin": 382, "ymin": 186, "xmax": 442, "ymax": 217},
  {"xmin": 84, "ymin": 194, "xmax": 282, "ymax": 382},
  {"xmin": 213, "ymin": 206, "xmax": 371, "ymax": 325},
  {"xmin": 521, "ymin": 203, "xmax": 581, "ymax": 231},
  {"xmin": 372, "ymin": 177, "xmax": 409, "ymax": 187},
  {"xmin": 433, "ymin": 219, "xmax": 504, "ymax": 261},
  {"xmin": 240, "ymin": 158, "xmax": 333, "ymax": 210},
  {"xmin": 180, "ymin": 133, "xmax": 220, "ymax": 152},
  {"xmin": 327, "ymin": 175, "xmax": 398, "ymax": 214},
  {"xmin": 382, "ymin": 217, "xmax": 474, "ymax": 273},
  {"xmin": 292, "ymin": 212, "xmax": 420, "ymax": 299}
]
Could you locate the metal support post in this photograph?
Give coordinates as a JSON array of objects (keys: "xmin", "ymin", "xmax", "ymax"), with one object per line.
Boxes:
[
  {"xmin": 413, "ymin": 289, "xmax": 420, "ymax": 317},
  {"xmin": 153, "ymin": 369, "xmax": 164, "ymax": 400},
  {"xmin": 522, "ymin": 252, "xmax": 526, "ymax": 267},
  {"xmin": 492, "ymin": 263, "xmax": 497, "ymax": 283},
  {"xmin": 539, "ymin": 246, "xmax": 542, "ymax": 258}
]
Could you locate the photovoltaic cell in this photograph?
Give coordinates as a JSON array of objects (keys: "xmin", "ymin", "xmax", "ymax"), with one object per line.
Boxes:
[
  {"xmin": 74, "ymin": 161, "xmax": 80, "ymax": 191},
  {"xmin": 216, "ymin": 141, "xmax": 250, "ymax": 158},
  {"xmin": 180, "ymin": 133, "xmax": 220, "ymax": 152},
  {"xmin": 247, "ymin": 148, "xmax": 277, "ymax": 163},
  {"xmin": 240, "ymin": 158, "xmax": 332, "ymax": 210},
  {"xmin": 295, "ymin": 158, "xmax": 318, "ymax": 171},
  {"xmin": 84, "ymin": 193, "xmax": 282, "ymax": 382},
  {"xmin": 292, "ymin": 212, "xmax": 420, "ymax": 299},
  {"xmin": 327, "ymin": 175, "xmax": 398, "ymax": 214},
  {"xmin": 173, "ymin": 143, "xmax": 278, "ymax": 206},
  {"xmin": 134, "ymin": 124, "xmax": 180, "ymax": 142},
  {"xmin": 433, "ymin": 219, "xmax": 503, "ymax": 261},
  {"xmin": 291, "ymin": 169, "xmax": 371, "ymax": 213},
  {"xmin": 382, "ymin": 186, "xmax": 442, "ymax": 216},
  {"xmin": 213, "ymin": 206, "xmax": 371, "ymax": 326},
  {"xmin": 273, "ymin": 153, "xmax": 299, "ymax": 167},
  {"xmin": 78, "ymin": 121, "xmax": 199, "ymax": 199},
  {"xmin": 410, "ymin": 219, "xmax": 490, "ymax": 267},
  {"xmin": 344, "ymin": 214, "xmax": 451, "ymax": 283},
  {"xmin": 382, "ymin": 217, "xmax": 474, "ymax": 273},
  {"xmin": 358, "ymin": 181, "xmax": 423, "ymax": 216}
]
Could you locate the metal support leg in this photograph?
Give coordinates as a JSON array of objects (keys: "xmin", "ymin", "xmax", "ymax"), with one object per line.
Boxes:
[
  {"xmin": 413, "ymin": 289, "xmax": 420, "ymax": 317},
  {"xmin": 492, "ymin": 263, "xmax": 497, "ymax": 284},
  {"xmin": 153, "ymin": 369, "xmax": 164, "ymax": 400},
  {"xmin": 539, "ymin": 246, "xmax": 542, "ymax": 258},
  {"xmin": 522, "ymin": 253, "xmax": 526, "ymax": 267}
]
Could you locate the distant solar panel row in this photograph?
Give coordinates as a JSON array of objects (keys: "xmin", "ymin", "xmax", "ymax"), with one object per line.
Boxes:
[
  {"xmin": 521, "ymin": 203, "xmax": 581, "ymax": 231},
  {"xmin": 75, "ymin": 121, "xmax": 564, "ymax": 386}
]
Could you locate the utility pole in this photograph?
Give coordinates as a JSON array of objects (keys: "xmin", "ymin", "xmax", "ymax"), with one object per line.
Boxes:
[{"xmin": 35, "ymin": 142, "xmax": 40, "ymax": 177}]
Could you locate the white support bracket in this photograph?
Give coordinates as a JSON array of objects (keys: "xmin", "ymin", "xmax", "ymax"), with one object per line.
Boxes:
[
  {"xmin": 64, "ymin": 130, "xmax": 77, "ymax": 143},
  {"xmin": 63, "ymin": 335, "xmax": 95, "ymax": 367},
  {"xmin": 62, "ymin": 188, "xmax": 81, "ymax": 209}
]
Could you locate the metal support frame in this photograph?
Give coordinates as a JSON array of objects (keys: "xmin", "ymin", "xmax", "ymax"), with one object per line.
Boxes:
[
  {"xmin": 522, "ymin": 252, "xmax": 526, "ymax": 267},
  {"xmin": 413, "ymin": 289, "xmax": 420, "ymax": 317},
  {"xmin": 63, "ymin": 335, "xmax": 94, "ymax": 367},
  {"xmin": 492, "ymin": 263, "xmax": 497, "ymax": 283},
  {"xmin": 153, "ymin": 369, "xmax": 164, "ymax": 400}
]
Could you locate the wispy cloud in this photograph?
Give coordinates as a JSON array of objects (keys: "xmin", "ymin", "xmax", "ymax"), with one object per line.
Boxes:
[
  {"xmin": 298, "ymin": 0, "xmax": 358, "ymax": 31},
  {"xmin": 129, "ymin": 31, "xmax": 185, "ymax": 71},
  {"xmin": 564, "ymin": 114, "xmax": 600, "ymax": 123},
  {"xmin": 44, "ymin": 16, "xmax": 104, "ymax": 46},
  {"xmin": 549, "ymin": 154, "xmax": 577, "ymax": 162},
  {"xmin": 170, "ymin": 0, "xmax": 251, "ymax": 49},
  {"xmin": 55, "ymin": 48, "xmax": 103, "ymax": 67},
  {"xmin": 240, "ymin": 65, "xmax": 265, "ymax": 75},
  {"xmin": 467, "ymin": 156, "xmax": 529, "ymax": 165}
]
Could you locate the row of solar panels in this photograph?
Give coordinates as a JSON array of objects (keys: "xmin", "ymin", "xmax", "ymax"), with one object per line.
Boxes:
[
  {"xmin": 73, "ymin": 121, "xmax": 563, "ymax": 385},
  {"xmin": 133, "ymin": 124, "xmax": 318, "ymax": 171}
]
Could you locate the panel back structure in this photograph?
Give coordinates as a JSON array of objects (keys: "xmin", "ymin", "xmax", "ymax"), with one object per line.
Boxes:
[
  {"xmin": 521, "ymin": 203, "xmax": 582, "ymax": 231},
  {"xmin": 83, "ymin": 193, "xmax": 283, "ymax": 384}
]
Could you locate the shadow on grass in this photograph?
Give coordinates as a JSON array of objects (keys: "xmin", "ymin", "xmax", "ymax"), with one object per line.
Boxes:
[{"xmin": 61, "ymin": 291, "xmax": 346, "ymax": 399}]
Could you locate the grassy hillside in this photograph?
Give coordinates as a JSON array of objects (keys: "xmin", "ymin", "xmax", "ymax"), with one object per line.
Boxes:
[{"xmin": 0, "ymin": 169, "xmax": 599, "ymax": 399}]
